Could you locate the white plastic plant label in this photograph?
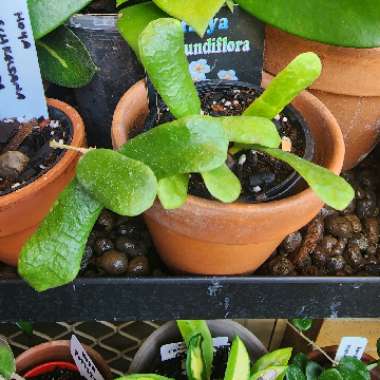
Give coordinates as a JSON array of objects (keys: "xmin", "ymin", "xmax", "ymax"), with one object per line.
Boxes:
[
  {"xmin": 70, "ymin": 335, "xmax": 104, "ymax": 380},
  {"xmin": 0, "ymin": 0, "xmax": 48, "ymax": 120},
  {"xmin": 335, "ymin": 337, "xmax": 368, "ymax": 361},
  {"xmin": 160, "ymin": 336, "xmax": 229, "ymax": 361}
]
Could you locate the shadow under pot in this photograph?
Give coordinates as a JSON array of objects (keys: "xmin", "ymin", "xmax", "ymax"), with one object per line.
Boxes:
[
  {"xmin": 112, "ymin": 73, "xmax": 345, "ymax": 275},
  {"xmin": 128, "ymin": 320, "xmax": 267, "ymax": 379},
  {"xmin": 146, "ymin": 80, "xmax": 315, "ymax": 203}
]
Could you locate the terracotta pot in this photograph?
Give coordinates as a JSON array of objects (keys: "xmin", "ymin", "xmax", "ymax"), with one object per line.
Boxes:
[
  {"xmin": 129, "ymin": 320, "xmax": 267, "ymax": 374},
  {"xmin": 308, "ymin": 345, "xmax": 380, "ymax": 380},
  {"xmin": 112, "ymin": 75, "xmax": 344, "ymax": 275},
  {"xmin": 264, "ymin": 26, "xmax": 380, "ymax": 170},
  {"xmin": 0, "ymin": 99, "xmax": 85, "ymax": 266},
  {"xmin": 24, "ymin": 361, "xmax": 78, "ymax": 378},
  {"xmin": 16, "ymin": 340, "xmax": 112, "ymax": 380}
]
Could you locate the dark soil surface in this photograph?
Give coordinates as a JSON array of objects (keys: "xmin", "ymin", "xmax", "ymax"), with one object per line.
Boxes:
[
  {"xmin": 27, "ymin": 368, "xmax": 85, "ymax": 380},
  {"xmin": 154, "ymin": 86, "xmax": 308, "ymax": 202},
  {"xmin": 0, "ymin": 111, "xmax": 72, "ymax": 196}
]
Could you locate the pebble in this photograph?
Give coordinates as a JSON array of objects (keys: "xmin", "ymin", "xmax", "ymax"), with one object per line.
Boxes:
[
  {"xmin": 0, "ymin": 151, "xmax": 29, "ymax": 178},
  {"xmin": 97, "ymin": 250, "xmax": 128, "ymax": 275},
  {"xmin": 94, "ymin": 238, "xmax": 114, "ymax": 256},
  {"xmin": 128, "ymin": 256, "xmax": 150, "ymax": 276}
]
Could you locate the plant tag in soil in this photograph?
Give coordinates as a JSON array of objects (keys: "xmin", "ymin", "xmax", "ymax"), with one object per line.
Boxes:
[
  {"xmin": 0, "ymin": 0, "xmax": 48, "ymax": 121},
  {"xmin": 184, "ymin": 5, "xmax": 264, "ymax": 85},
  {"xmin": 160, "ymin": 336, "xmax": 229, "ymax": 361},
  {"xmin": 70, "ymin": 335, "xmax": 104, "ymax": 380},
  {"xmin": 335, "ymin": 337, "xmax": 368, "ymax": 362}
]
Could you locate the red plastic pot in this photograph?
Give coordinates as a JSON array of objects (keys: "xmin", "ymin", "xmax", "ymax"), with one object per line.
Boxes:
[{"xmin": 24, "ymin": 361, "xmax": 78, "ymax": 378}]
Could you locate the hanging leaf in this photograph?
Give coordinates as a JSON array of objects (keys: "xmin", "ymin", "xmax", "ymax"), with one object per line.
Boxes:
[
  {"xmin": 318, "ymin": 369, "xmax": 343, "ymax": 380},
  {"xmin": 254, "ymin": 146, "xmax": 354, "ymax": 211},
  {"xmin": 0, "ymin": 336, "xmax": 15, "ymax": 380},
  {"xmin": 119, "ymin": 116, "xmax": 228, "ymax": 179},
  {"xmin": 235, "ymin": 0, "xmax": 380, "ymax": 48},
  {"xmin": 37, "ymin": 26, "xmax": 97, "ymax": 88},
  {"xmin": 157, "ymin": 174, "xmax": 189, "ymax": 209},
  {"xmin": 337, "ymin": 357, "xmax": 370, "ymax": 380},
  {"xmin": 286, "ymin": 365, "xmax": 306, "ymax": 380},
  {"xmin": 77, "ymin": 149, "xmax": 157, "ymax": 216},
  {"xmin": 138, "ymin": 18, "xmax": 201, "ymax": 119},
  {"xmin": 290, "ymin": 319, "xmax": 313, "ymax": 332},
  {"xmin": 224, "ymin": 337, "xmax": 250, "ymax": 380},
  {"xmin": 244, "ymin": 53, "xmax": 321, "ymax": 119},
  {"xmin": 18, "ymin": 180, "xmax": 103, "ymax": 292},
  {"xmin": 152, "ymin": 0, "xmax": 225, "ymax": 37},
  {"xmin": 201, "ymin": 164, "xmax": 241, "ymax": 203},
  {"xmin": 252, "ymin": 348, "xmax": 293, "ymax": 373},
  {"xmin": 117, "ymin": 3, "xmax": 167, "ymax": 58},
  {"xmin": 28, "ymin": 0, "xmax": 92, "ymax": 39},
  {"xmin": 305, "ymin": 361, "xmax": 322, "ymax": 380}
]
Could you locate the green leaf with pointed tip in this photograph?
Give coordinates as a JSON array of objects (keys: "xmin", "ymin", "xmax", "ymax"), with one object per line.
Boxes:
[
  {"xmin": 18, "ymin": 180, "xmax": 103, "ymax": 292},
  {"xmin": 305, "ymin": 361, "xmax": 322, "ymax": 380},
  {"xmin": 244, "ymin": 53, "xmax": 321, "ymax": 119},
  {"xmin": 117, "ymin": 3, "xmax": 168, "ymax": 58},
  {"xmin": 77, "ymin": 149, "xmax": 157, "ymax": 216},
  {"xmin": 253, "ymin": 348, "xmax": 293, "ymax": 374},
  {"xmin": 220, "ymin": 116, "xmax": 281, "ymax": 147},
  {"xmin": 286, "ymin": 365, "xmax": 306, "ymax": 380},
  {"xmin": 37, "ymin": 26, "xmax": 97, "ymax": 88},
  {"xmin": 319, "ymin": 369, "xmax": 343, "ymax": 380},
  {"xmin": 138, "ymin": 18, "xmax": 200, "ymax": 118},
  {"xmin": 177, "ymin": 321, "xmax": 213, "ymax": 380},
  {"xmin": 28, "ymin": 0, "xmax": 92, "ymax": 39},
  {"xmin": 120, "ymin": 116, "xmax": 228, "ymax": 179},
  {"xmin": 337, "ymin": 357, "xmax": 370, "ymax": 380},
  {"xmin": 0, "ymin": 336, "xmax": 15, "ymax": 380},
  {"xmin": 116, "ymin": 375, "xmax": 174, "ymax": 380},
  {"xmin": 158, "ymin": 174, "xmax": 189, "ymax": 209},
  {"xmin": 187, "ymin": 334, "xmax": 207, "ymax": 380},
  {"xmin": 201, "ymin": 164, "xmax": 241, "ymax": 203},
  {"xmin": 224, "ymin": 337, "xmax": 250, "ymax": 380},
  {"xmin": 254, "ymin": 146, "xmax": 354, "ymax": 210},
  {"xmin": 251, "ymin": 366, "xmax": 288, "ymax": 380},
  {"xmin": 152, "ymin": 0, "xmax": 225, "ymax": 37},
  {"xmin": 290, "ymin": 319, "xmax": 313, "ymax": 332}
]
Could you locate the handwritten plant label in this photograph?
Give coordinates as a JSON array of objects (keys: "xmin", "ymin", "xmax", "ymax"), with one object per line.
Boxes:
[
  {"xmin": 335, "ymin": 337, "xmax": 368, "ymax": 361},
  {"xmin": 0, "ymin": 0, "xmax": 48, "ymax": 121},
  {"xmin": 70, "ymin": 335, "xmax": 104, "ymax": 380},
  {"xmin": 184, "ymin": 5, "xmax": 264, "ymax": 85}
]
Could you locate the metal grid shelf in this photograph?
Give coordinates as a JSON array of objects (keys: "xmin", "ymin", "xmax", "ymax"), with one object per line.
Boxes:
[{"xmin": 0, "ymin": 276, "xmax": 379, "ymax": 321}]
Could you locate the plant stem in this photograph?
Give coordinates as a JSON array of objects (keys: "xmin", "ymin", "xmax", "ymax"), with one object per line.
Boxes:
[
  {"xmin": 286, "ymin": 321, "xmax": 338, "ymax": 366},
  {"xmin": 49, "ymin": 140, "xmax": 91, "ymax": 154}
]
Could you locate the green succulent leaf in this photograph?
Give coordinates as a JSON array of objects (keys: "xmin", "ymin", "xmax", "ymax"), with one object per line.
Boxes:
[
  {"xmin": 252, "ymin": 348, "xmax": 293, "ymax": 373},
  {"xmin": 157, "ymin": 174, "xmax": 189, "ymax": 209},
  {"xmin": 290, "ymin": 319, "xmax": 313, "ymax": 332},
  {"xmin": 251, "ymin": 366, "xmax": 288, "ymax": 380},
  {"xmin": 337, "ymin": 357, "xmax": 370, "ymax": 380},
  {"xmin": 177, "ymin": 321, "xmax": 214, "ymax": 380},
  {"xmin": 37, "ymin": 26, "xmax": 97, "ymax": 88},
  {"xmin": 244, "ymin": 52, "xmax": 321, "ymax": 119},
  {"xmin": 116, "ymin": 375, "xmax": 174, "ymax": 380},
  {"xmin": 291, "ymin": 353, "xmax": 308, "ymax": 371},
  {"xmin": 18, "ymin": 180, "xmax": 103, "ymax": 292},
  {"xmin": 235, "ymin": 0, "xmax": 380, "ymax": 48},
  {"xmin": 319, "ymin": 369, "xmax": 343, "ymax": 380},
  {"xmin": 187, "ymin": 334, "xmax": 207, "ymax": 380},
  {"xmin": 305, "ymin": 361, "xmax": 322, "ymax": 380},
  {"xmin": 224, "ymin": 337, "xmax": 250, "ymax": 380},
  {"xmin": 77, "ymin": 149, "xmax": 157, "ymax": 216},
  {"xmin": 201, "ymin": 164, "xmax": 241, "ymax": 203},
  {"xmin": 120, "ymin": 116, "xmax": 228, "ymax": 179},
  {"xmin": 138, "ymin": 18, "xmax": 201, "ymax": 119},
  {"xmin": 117, "ymin": 2, "xmax": 167, "ymax": 58},
  {"xmin": 254, "ymin": 147, "xmax": 354, "ymax": 211},
  {"xmin": 28, "ymin": 0, "xmax": 92, "ymax": 39},
  {"xmin": 286, "ymin": 365, "xmax": 306, "ymax": 380},
  {"xmin": 152, "ymin": 0, "xmax": 225, "ymax": 37},
  {"xmin": 0, "ymin": 336, "xmax": 15, "ymax": 380},
  {"xmin": 116, "ymin": 0, "xmax": 129, "ymax": 6},
  {"xmin": 16, "ymin": 321, "xmax": 33, "ymax": 336}
]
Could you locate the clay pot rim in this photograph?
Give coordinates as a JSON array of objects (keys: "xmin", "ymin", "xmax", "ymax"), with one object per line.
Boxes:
[
  {"xmin": 112, "ymin": 78, "xmax": 344, "ymax": 215},
  {"xmin": 0, "ymin": 98, "xmax": 85, "ymax": 208}
]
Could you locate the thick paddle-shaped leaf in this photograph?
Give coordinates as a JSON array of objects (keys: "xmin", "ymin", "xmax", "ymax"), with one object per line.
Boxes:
[
  {"xmin": 201, "ymin": 164, "xmax": 241, "ymax": 203},
  {"xmin": 152, "ymin": 0, "xmax": 225, "ymax": 37},
  {"xmin": 244, "ymin": 53, "xmax": 321, "ymax": 119},
  {"xmin": 252, "ymin": 348, "xmax": 293, "ymax": 373},
  {"xmin": 224, "ymin": 337, "xmax": 250, "ymax": 380},
  {"xmin": 250, "ymin": 366, "xmax": 288, "ymax": 380},
  {"xmin": 18, "ymin": 180, "xmax": 103, "ymax": 292},
  {"xmin": 77, "ymin": 149, "xmax": 157, "ymax": 216},
  {"xmin": 177, "ymin": 321, "xmax": 213, "ymax": 380},
  {"xmin": 37, "ymin": 26, "xmax": 96, "ymax": 88},
  {"xmin": 28, "ymin": 0, "xmax": 92, "ymax": 39},
  {"xmin": 0, "ymin": 336, "xmax": 15, "ymax": 380},
  {"xmin": 235, "ymin": 0, "xmax": 380, "ymax": 48},
  {"xmin": 187, "ymin": 335, "xmax": 207, "ymax": 380},
  {"xmin": 158, "ymin": 174, "xmax": 189, "ymax": 209},
  {"xmin": 139, "ymin": 18, "xmax": 201, "ymax": 119},
  {"xmin": 337, "ymin": 357, "xmax": 370, "ymax": 380},
  {"xmin": 117, "ymin": 3, "xmax": 167, "ymax": 58},
  {"xmin": 254, "ymin": 146, "xmax": 354, "ymax": 211},
  {"xmin": 119, "ymin": 116, "xmax": 228, "ymax": 179}
]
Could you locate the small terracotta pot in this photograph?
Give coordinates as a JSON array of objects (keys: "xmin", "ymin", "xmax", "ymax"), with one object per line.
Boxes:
[
  {"xmin": 264, "ymin": 26, "xmax": 380, "ymax": 170},
  {"xmin": 112, "ymin": 75, "xmax": 344, "ymax": 275},
  {"xmin": 16, "ymin": 340, "xmax": 112, "ymax": 380},
  {"xmin": 308, "ymin": 345, "xmax": 380, "ymax": 380},
  {"xmin": 0, "ymin": 99, "xmax": 85, "ymax": 266},
  {"xmin": 24, "ymin": 361, "xmax": 78, "ymax": 378}
]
